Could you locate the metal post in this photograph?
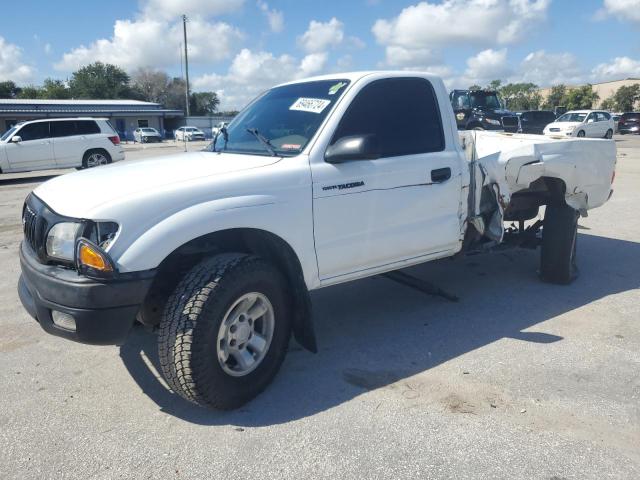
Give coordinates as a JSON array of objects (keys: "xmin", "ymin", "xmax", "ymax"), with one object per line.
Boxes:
[{"xmin": 183, "ymin": 14, "xmax": 191, "ymax": 118}]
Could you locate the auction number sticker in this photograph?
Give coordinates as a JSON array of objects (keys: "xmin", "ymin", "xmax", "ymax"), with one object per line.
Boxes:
[{"xmin": 290, "ymin": 97, "xmax": 331, "ymax": 114}]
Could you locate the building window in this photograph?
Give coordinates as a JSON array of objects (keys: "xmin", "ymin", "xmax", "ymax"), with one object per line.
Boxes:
[{"xmin": 137, "ymin": 119, "xmax": 149, "ymax": 128}]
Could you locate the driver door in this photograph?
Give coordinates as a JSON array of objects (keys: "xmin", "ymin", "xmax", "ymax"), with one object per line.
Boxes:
[
  {"xmin": 311, "ymin": 77, "xmax": 463, "ymax": 282},
  {"xmin": 5, "ymin": 122, "xmax": 54, "ymax": 171}
]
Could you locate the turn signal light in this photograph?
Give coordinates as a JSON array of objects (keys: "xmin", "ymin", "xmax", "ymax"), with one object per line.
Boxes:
[{"xmin": 78, "ymin": 241, "xmax": 113, "ymax": 272}]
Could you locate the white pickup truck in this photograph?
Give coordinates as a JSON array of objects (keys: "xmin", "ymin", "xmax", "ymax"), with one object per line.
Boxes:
[{"xmin": 18, "ymin": 71, "xmax": 616, "ymax": 409}]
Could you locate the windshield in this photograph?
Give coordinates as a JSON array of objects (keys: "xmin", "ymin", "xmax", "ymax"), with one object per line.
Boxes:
[
  {"xmin": 1, "ymin": 126, "xmax": 19, "ymax": 142},
  {"xmin": 141, "ymin": 128, "xmax": 157, "ymax": 133},
  {"xmin": 557, "ymin": 112, "xmax": 587, "ymax": 122},
  {"xmin": 211, "ymin": 79, "xmax": 350, "ymax": 156},
  {"xmin": 469, "ymin": 92, "xmax": 502, "ymax": 109}
]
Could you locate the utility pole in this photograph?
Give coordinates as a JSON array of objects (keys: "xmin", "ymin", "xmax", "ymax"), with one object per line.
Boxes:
[{"xmin": 182, "ymin": 14, "xmax": 191, "ymax": 117}]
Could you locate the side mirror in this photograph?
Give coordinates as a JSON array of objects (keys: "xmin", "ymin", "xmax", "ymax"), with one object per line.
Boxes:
[
  {"xmin": 11, "ymin": 135, "xmax": 22, "ymax": 143},
  {"xmin": 587, "ymin": 118, "xmax": 595, "ymax": 123},
  {"xmin": 325, "ymin": 134, "xmax": 380, "ymax": 164}
]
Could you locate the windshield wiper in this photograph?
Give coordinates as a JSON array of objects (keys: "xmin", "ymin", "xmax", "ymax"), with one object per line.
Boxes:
[{"xmin": 246, "ymin": 128, "xmax": 277, "ymax": 156}]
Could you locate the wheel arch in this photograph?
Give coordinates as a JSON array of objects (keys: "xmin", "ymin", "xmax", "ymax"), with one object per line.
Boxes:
[{"xmin": 139, "ymin": 227, "xmax": 317, "ymax": 353}]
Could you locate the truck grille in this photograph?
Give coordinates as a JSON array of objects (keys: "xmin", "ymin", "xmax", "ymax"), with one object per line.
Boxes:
[
  {"xmin": 22, "ymin": 196, "xmax": 48, "ymax": 256},
  {"xmin": 501, "ymin": 116, "xmax": 519, "ymax": 132}
]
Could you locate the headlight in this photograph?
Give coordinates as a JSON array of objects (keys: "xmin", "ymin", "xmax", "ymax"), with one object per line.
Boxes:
[
  {"xmin": 486, "ymin": 118, "xmax": 501, "ymax": 126},
  {"xmin": 46, "ymin": 222, "xmax": 81, "ymax": 261}
]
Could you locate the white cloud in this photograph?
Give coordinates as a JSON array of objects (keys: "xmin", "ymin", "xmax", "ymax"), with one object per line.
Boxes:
[
  {"xmin": 257, "ymin": 1, "xmax": 284, "ymax": 33},
  {"xmin": 298, "ymin": 18, "xmax": 345, "ymax": 53},
  {"xmin": 0, "ymin": 36, "xmax": 33, "ymax": 82},
  {"xmin": 194, "ymin": 48, "xmax": 336, "ymax": 110},
  {"xmin": 143, "ymin": 0, "xmax": 244, "ymax": 20},
  {"xmin": 591, "ymin": 56, "xmax": 640, "ymax": 81},
  {"xmin": 299, "ymin": 52, "xmax": 328, "ymax": 76},
  {"xmin": 373, "ymin": 0, "xmax": 550, "ymax": 67},
  {"xmin": 55, "ymin": 16, "xmax": 243, "ymax": 72},
  {"xmin": 464, "ymin": 48, "xmax": 510, "ymax": 83},
  {"xmin": 515, "ymin": 50, "xmax": 583, "ymax": 86},
  {"xmin": 601, "ymin": 0, "xmax": 640, "ymax": 23}
]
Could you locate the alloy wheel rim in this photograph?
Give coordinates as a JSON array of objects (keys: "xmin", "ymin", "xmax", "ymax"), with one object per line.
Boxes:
[
  {"xmin": 216, "ymin": 292, "xmax": 275, "ymax": 377},
  {"xmin": 86, "ymin": 153, "xmax": 108, "ymax": 167}
]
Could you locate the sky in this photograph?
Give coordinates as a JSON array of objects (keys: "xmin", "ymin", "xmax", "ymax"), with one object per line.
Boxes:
[{"xmin": 1, "ymin": 0, "xmax": 639, "ymax": 109}]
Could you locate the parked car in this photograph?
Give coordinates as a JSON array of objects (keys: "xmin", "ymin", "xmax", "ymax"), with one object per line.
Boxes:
[
  {"xmin": 212, "ymin": 122, "xmax": 229, "ymax": 137},
  {"xmin": 133, "ymin": 127, "xmax": 162, "ymax": 143},
  {"xmin": 450, "ymin": 89, "xmax": 519, "ymax": 132},
  {"xmin": 174, "ymin": 126, "xmax": 206, "ymax": 141},
  {"xmin": 516, "ymin": 110, "xmax": 557, "ymax": 134},
  {"xmin": 618, "ymin": 112, "xmax": 640, "ymax": 135},
  {"xmin": 611, "ymin": 114, "xmax": 621, "ymax": 133},
  {"xmin": 543, "ymin": 110, "xmax": 615, "ymax": 138},
  {"xmin": 18, "ymin": 72, "xmax": 616, "ymax": 410},
  {"xmin": 0, "ymin": 118, "xmax": 123, "ymax": 174}
]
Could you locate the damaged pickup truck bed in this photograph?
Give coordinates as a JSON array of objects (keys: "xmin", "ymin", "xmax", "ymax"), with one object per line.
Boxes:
[{"xmin": 18, "ymin": 71, "xmax": 616, "ymax": 409}]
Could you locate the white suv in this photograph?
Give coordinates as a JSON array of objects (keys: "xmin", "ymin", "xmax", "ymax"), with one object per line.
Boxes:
[
  {"xmin": 543, "ymin": 110, "xmax": 615, "ymax": 139},
  {"xmin": 0, "ymin": 118, "xmax": 124, "ymax": 174}
]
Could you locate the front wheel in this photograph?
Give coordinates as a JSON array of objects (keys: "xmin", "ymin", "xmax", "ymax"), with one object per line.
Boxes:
[
  {"xmin": 540, "ymin": 203, "xmax": 579, "ymax": 284},
  {"xmin": 158, "ymin": 254, "xmax": 292, "ymax": 409},
  {"xmin": 577, "ymin": 130, "xmax": 586, "ymax": 138}
]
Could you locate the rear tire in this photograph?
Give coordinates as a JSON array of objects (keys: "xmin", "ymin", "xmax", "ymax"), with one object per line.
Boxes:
[
  {"xmin": 540, "ymin": 203, "xmax": 579, "ymax": 284},
  {"xmin": 158, "ymin": 253, "xmax": 292, "ymax": 410},
  {"xmin": 82, "ymin": 149, "xmax": 111, "ymax": 169},
  {"xmin": 604, "ymin": 129, "xmax": 613, "ymax": 139}
]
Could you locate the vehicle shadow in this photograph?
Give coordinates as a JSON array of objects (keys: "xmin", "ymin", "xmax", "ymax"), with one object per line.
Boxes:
[
  {"xmin": 0, "ymin": 175, "xmax": 58, "ymax": 186},
  {"xmin": 119, "ymin": 232, "xmax": 640, "ymax": 426}
]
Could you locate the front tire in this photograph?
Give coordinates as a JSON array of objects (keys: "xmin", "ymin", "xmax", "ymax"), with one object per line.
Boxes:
[
  {"xmin": 577, "ymin": 130, "xmax": 586, "ymax": 138},
  {"xmin": 540, "ymin": 203, "xmax": 579, "ymax": 284},
  {"xmin": 158, "ymin": 253, "xmax": 292, "ymax": 410}
]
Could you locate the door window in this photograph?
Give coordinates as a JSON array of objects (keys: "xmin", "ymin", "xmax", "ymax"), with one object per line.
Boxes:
[
  {"xmin": 76, "ymin": 120, "xmax": 100, "ymax": 134},
  {"xmin": 331, "ymin": 77, "xmax": 445, "ymax": 158},
  {"xmin": 586, "ymin": 113, "xmax": 596, "ymax": 123},
  {"xmin": 16, "ymin": 122, "xmax": 50, "ymax": 141},
  {"xmin": 51, "ymin": 121, "xmax": 77, "ymax": 137}
]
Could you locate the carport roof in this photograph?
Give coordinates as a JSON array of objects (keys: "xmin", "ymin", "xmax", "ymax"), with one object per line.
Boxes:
[{"xmin": 0, "ymin": 98, "xmax": 183, "ymax": 115}]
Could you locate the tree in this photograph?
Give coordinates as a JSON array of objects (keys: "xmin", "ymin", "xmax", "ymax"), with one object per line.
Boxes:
[
  {"xmin": 41, "ymin": 78, "xmax": 71, "ymax": 99},
  {"xmin": 69, "ymin": 62, "xmax": 132, "ymax": 99},
  {"xmin": 486, "ymin": 79, "xmax": 502, "ymax": 91},
  {"xmin": 164, "ymin": 77, "xmax": 188, "ymax": 111},
  {"xmin": 612, "ymin": 84, "xmax": 640, "ymax": 112},
  {"xmin": 468, "ymin": 84, "xmax": 482, "ymax": 90},
  {"xmin": 17, "ymin": 85, "xmax": 41, "ymax": 99},
  {"xmin": 565, "ymin": 85, "xmax": 599, "ymax": 110},
  {"xmin": 543, "ymin": 84, "xmax": 567, "ymax": 110},
  {"xmin": 500, "ymin": 82, "xmax": 541, "ymax": 110},
  {"xmin": 189, "ymin": 92, "xmax": 220, "ymax": 116},
  {"xmin": 0, "ymin": 80, "xmax": 20, "ymax": 99},
  {"xmin": 131, "ymin": 68, "xmax": 171, "ymax": 103},
  {"xmin": 600, "ymin": 96, "xmax": 616, "ymax": 111}
]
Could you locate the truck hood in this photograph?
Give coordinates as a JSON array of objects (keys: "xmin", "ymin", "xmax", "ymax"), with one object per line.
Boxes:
[{"xmin": 34, "ymin": 151, "xmax": 282, "ymax": 217}]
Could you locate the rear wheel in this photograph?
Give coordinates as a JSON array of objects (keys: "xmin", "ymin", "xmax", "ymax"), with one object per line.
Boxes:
[
  {"xmin": 604, "ymin": 129, "xmax": 613, "ymax": 139},
  {"xmin": 577, "ymin": 130, "xmax": 586, "ymax": 138},
  {"xmin": 158, "ymin": 253, "xmax": 292, "ymax": 409},
  {"xmin": 540, "ymin": 203, "xmax": 579, "ymax": 284},
  {"xmin": 82, "ymin": 149, "xmax": 111, "ymax": 168}
]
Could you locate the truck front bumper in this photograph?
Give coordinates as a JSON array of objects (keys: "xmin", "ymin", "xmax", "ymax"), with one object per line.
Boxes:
[{"xmin": 18, "ymin": 242, "xmax": 155, "ymax": 345}]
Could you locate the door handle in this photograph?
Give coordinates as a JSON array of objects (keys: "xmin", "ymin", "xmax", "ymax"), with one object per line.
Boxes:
[{"xmin": 431, "ymin": 167, "xmax": 451, "ymax": 183}]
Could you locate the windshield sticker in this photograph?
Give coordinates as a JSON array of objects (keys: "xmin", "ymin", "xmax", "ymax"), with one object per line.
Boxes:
[
  {"xmin": 281, "ymin": 143, "xmax": 301, "ymax": 150},
  {"xmin": 328, "ymin": 81, "xmax": 347, "ymax": 95},
  {"xmin": 290, "ymin": 97, "xmax": 331, "ymax": 114}
]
